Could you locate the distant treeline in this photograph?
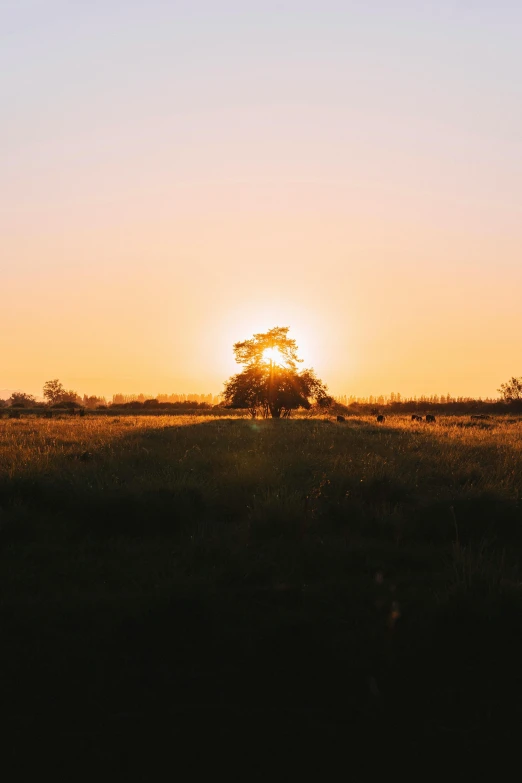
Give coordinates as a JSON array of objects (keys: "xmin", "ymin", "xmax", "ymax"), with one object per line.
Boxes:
[
  {"xmin": 338, "ymin": 398, "xmax": 522, "ymax": 415},
  {"xmin": 335, "ymin": 393, "xmax": 499, "ymax": 406},
  {"xmin": 2, "ymin": 377, "xmax": 522, "ymax": 415},
  {"xmin": 0, "ymin": 384, "xmax": 223, "ymax": 410},
  {"xmin": 112, "ymin": 399, "xmax": 215, "ymax": 410},
  {"xmin": 112, "ymin": 393, "xmax": 221, "ymax": 406},
  {"xmin": 3, "ymin": 399, "xmax": 522, "ymax": 417},
  {"xmin": 333, "ymin": 390, "xmax": 522, "ymax": 414}
]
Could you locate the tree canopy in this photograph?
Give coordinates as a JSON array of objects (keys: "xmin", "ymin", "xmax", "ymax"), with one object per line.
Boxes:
[
  {"xmin": 498, "ymin": 376, "xmax": 522, "ymax": 402},
  {"xmin": 43, "ymin": 379, "xmax": 80, "ymax": 405},
  {"xmin": 9, "ymin": 392, "xmax": 37, "ymax": 408},
  {"xmin": 232, "ymin": 326, "xmax": 302, "ymax": 370},
  {"xmin": 224, "ymin": 326, "xmax": 332, "ymax": 418}
]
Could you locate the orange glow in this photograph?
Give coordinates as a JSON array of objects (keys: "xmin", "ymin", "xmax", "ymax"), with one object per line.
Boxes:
[{"xmin": 2, "ymin": 4, "xmax": 522, "ymax": 401}]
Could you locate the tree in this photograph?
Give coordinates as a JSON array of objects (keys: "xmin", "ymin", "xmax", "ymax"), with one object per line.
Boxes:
[
  {"xmin": 498, "ymin": 376, "xmax": 522, "ymax": 402},
  {"xmin": 83, "ymin": 394, "xmax": 107, "ymax": 409},
  {"xmin": 43, "ymin": 379, "xmax": 80, "ymax": 405},
  {"xmin": 223, "ymin": 326, "xmax": 332, "ymax": 418},
  {"xmin": 59, "ymin": 389, "xmax": 82, "ymax": 404},
  {"xmin": 9, "ymin": 392, "xmax": 37, "ymax": 408},
  {"xmin": 43, "ymin": 379, "xmax": 65, "ymax": 404}
]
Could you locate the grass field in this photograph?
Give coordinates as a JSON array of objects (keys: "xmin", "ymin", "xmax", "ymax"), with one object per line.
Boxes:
[{"xmin": 1, "ymin": 414, "xmax": 522, "ymax": 775}]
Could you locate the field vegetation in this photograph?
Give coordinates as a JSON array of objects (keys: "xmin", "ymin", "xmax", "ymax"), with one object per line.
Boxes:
[{"xmin": 1, "ymin": 413, "xmax": 522, "ymax": 773}]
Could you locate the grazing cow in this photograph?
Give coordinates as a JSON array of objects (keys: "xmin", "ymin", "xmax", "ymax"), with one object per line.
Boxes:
[
  {"xmin": 411, "ymin": 414, "xmax": 422, "ymax": 421},
  {"xmin": 426, "ymin": 414, "xmax": 436, "ymax": 423},
  {"xmin": 336, "ymin": 415, "xmax": 346, "ymax": 423},
  {"xmin": 376, "ymin": 414, "xmax": 385, "ymax": 423}
]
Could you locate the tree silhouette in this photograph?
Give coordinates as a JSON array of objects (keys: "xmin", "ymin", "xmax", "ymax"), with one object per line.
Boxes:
[
  {"xmin": 498, "ymin": 376, "xmax": 522, "ymax": 402},
  {"xmin": 224, "ymin": 327, "xmax": 332, "ymax": 418},
  {"xmin": 43, "ymin": 379, "xmax": 80, "ymax": 405},
  {"xmin": 8, "ymin": 392, "xmax": 37, "ymax": 408},
  {"xmin": 43, "ymin": 379, "xmax": 65, "ymax": 404}
]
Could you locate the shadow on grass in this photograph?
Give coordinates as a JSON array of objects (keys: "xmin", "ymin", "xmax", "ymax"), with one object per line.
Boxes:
[
  {"xmin": 1, "ymin": 417, "xmax": 520, "ymax": 543},
  {"xmin": 1, "ymin": 417, "xmax": 522, "ymax": 766}
]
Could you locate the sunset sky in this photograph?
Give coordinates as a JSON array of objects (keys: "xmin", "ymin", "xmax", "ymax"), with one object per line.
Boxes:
[{"xmin": 2, "ymin": 1, "xmax": 521, "ymax": 400}]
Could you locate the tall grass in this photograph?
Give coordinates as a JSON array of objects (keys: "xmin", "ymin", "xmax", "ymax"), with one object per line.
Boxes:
[{"xmin": 1, "ymin": 414, "xmax": 521, "ymax": 770}]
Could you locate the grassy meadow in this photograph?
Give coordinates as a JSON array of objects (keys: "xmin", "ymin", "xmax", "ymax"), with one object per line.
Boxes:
[{"xmin": 1, "ymin": 413, "xmax": 522, "ymax": 773}]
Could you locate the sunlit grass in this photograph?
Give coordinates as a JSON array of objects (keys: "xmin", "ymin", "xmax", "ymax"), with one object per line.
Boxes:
[{"xmin": 1, "ymin": 412, "xmax": 522, "ymax": 754}]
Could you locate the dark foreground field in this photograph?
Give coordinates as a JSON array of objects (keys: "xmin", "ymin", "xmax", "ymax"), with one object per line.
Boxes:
[{"xmin": 1, "ymin": 415, "xmax": 522, "ymax": 777}]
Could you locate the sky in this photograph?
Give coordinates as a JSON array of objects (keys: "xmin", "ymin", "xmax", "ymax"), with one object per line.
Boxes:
[{"xmin": 2, "ymin": 1, "xmax": 521, "ymax": 399}]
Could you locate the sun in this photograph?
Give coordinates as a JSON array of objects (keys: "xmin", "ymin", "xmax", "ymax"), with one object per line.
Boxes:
[{"xmin": 262, "ymin": 346, "xmax": 287, "ymax": 366}]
